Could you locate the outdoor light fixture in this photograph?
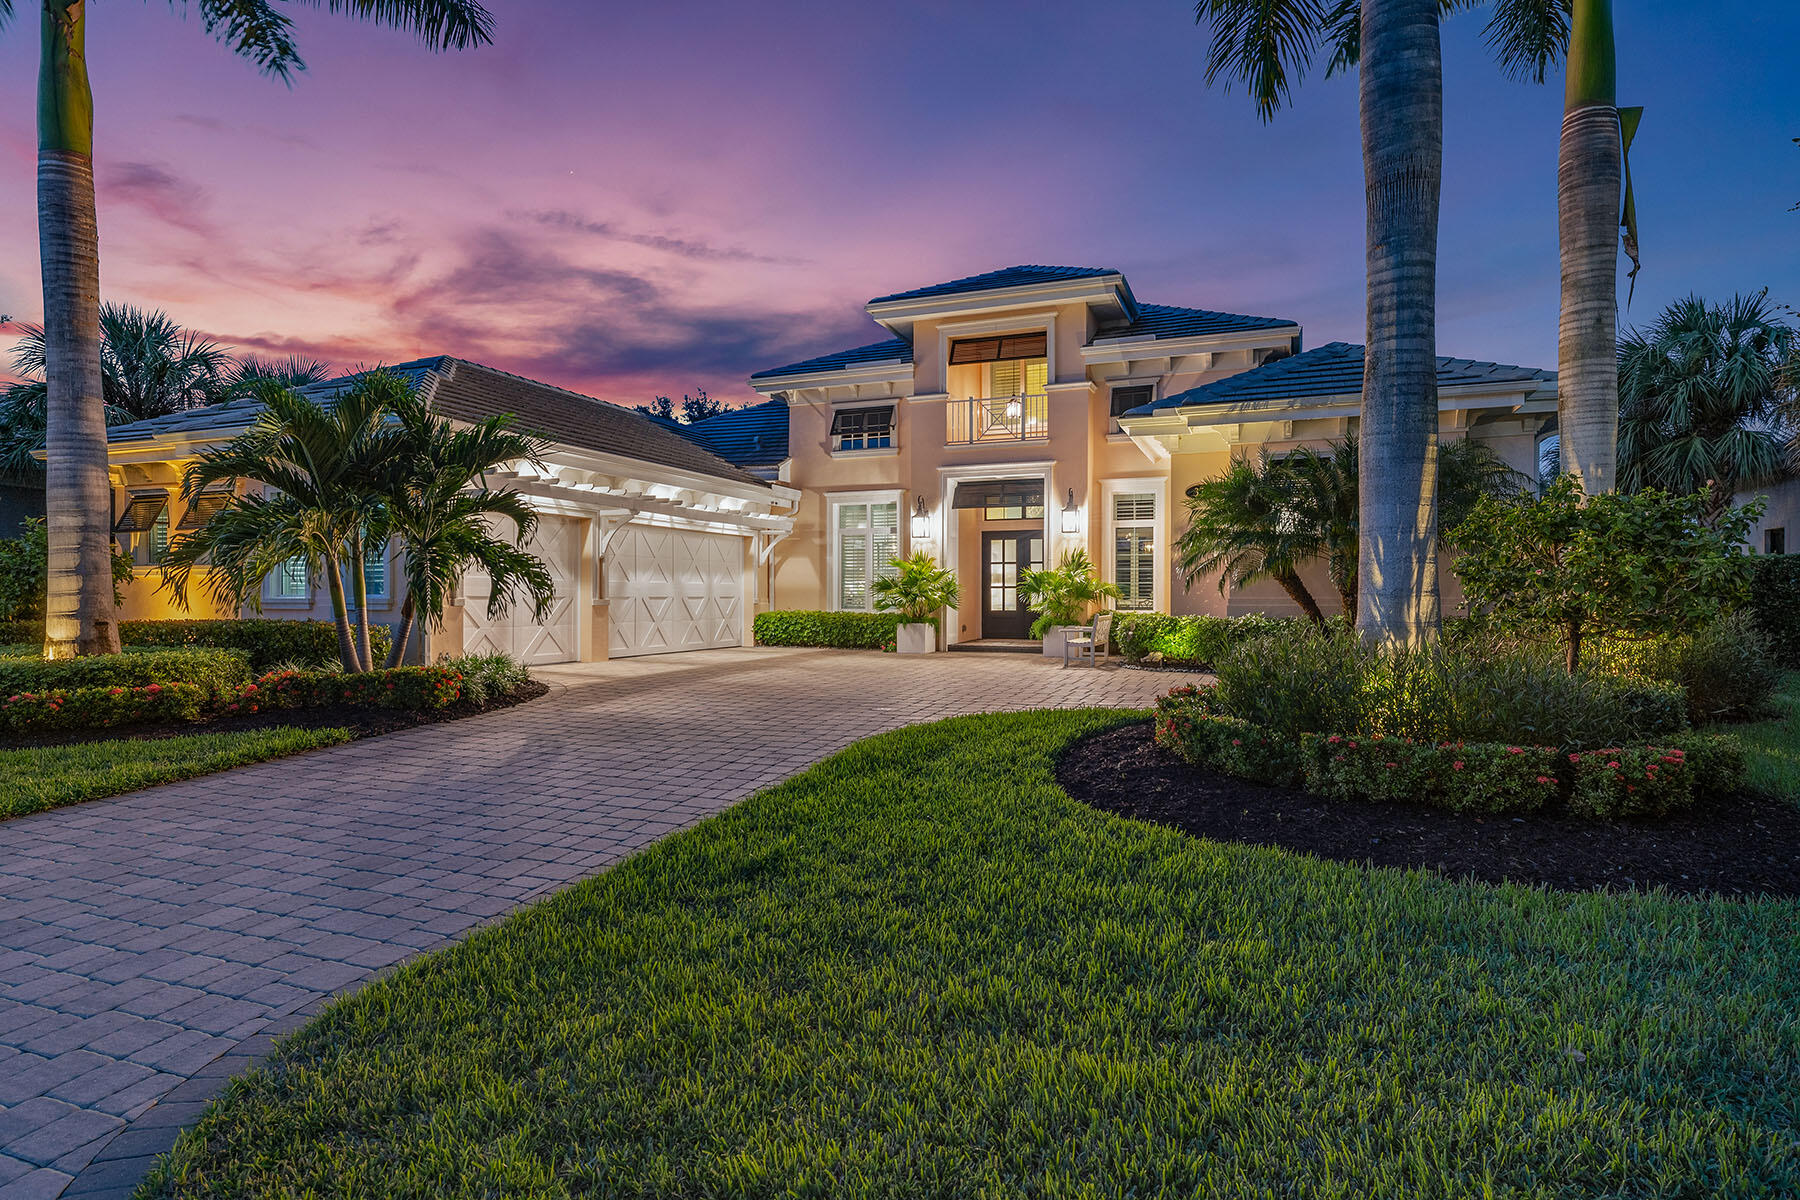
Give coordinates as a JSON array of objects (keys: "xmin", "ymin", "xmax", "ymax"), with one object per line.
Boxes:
[
  {"xmin": 910, "ymin": 495, "xmax": 931, "ymax": 540},
  {"xmin": 1060, "ymin": 488, "xmax": 1080, "ymax": 535}
]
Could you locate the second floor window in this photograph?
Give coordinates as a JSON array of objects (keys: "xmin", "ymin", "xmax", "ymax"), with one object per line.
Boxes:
[
  {"xmin": 1109, "ymin": 385, "xmax": 1154, "ymax": 432},
  {"xmin": 831, "ymin": 406, "xmax": 894, "ymax": 452},
  {"xmin": 989, "ymin": 357, "xmax": 1048, "ymax": 399}
]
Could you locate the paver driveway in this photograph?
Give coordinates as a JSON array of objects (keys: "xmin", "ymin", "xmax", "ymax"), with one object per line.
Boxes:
[{"xmin": 0, "ymin": 647, "xmax": 1198, "ymax": 1199}]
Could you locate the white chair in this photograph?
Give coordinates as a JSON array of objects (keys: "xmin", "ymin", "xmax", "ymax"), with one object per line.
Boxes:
[{"xmin": 1062, "ymin": 611, "xmax": 1114, "ymax": 668}]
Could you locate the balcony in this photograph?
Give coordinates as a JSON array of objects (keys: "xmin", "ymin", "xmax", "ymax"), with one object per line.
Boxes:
[{"xmin": 946, "ymin": 393, "xmax": 1049, "ymax": 445}]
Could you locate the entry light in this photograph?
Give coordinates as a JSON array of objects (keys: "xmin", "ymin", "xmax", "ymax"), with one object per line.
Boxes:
[
  {"xmin": 1060, "ymin": 488, "xmax": 1080, "ymax": 535},
  {"xmin": 910, "ymin": 496, "xmax": 931, "ymax": 540}
]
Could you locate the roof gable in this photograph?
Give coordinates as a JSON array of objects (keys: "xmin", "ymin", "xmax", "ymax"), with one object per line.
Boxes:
[{"xmin": 867, "ymin": 264, "xmax": 1122, "ymax": 306}]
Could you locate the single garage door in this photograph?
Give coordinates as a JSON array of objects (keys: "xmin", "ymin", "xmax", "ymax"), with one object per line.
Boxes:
[
  {"xmin": 606, "ymin": 526, "xmax": 745, "ymax": 657},
  {"xmin": 462, "ymin": 513, "xmax": 582, "ymax": 665}
]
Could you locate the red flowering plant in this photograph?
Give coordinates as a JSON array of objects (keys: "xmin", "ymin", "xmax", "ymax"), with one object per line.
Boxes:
[
  {"xmin": 1153, "ymin": 685, "xmax": 1304, "ymax": 785},
  {"xmin": 1300, "ymin": 734, "xmax": 1559, "ymax": 814},
  {"xmin": 244, "ymin": 665, "xmax": 463, "ymax": 711},
  {"xmin": 1564, "ymin": 745, "xmax": 1694, "ymax": 818},
  {"xmin": 0, "ymin": 681, "xmax": 207, "ymax": 733}
]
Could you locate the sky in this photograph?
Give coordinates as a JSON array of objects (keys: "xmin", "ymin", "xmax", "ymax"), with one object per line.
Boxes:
[{"xmin": 0, "ymin": 1, "xmax": 1795, "ymax": 408}]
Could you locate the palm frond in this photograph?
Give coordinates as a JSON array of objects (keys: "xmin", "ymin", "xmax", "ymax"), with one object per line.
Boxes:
[
  {"xmin": 298, "ymin": 0, "xmax": 494, "ymax": 50},
  {"xmin": 1482, "ymin": 0, "xmax": 1570, "ymax": 83},
  {"xmin": 186, "ymin": 0, "xmax": 306, "ymax": 79},
  {"xmin": 1194, "ymin": 0, "xmax": 1334, "ymax": 122}
]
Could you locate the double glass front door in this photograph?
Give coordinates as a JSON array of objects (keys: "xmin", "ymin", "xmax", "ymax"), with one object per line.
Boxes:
[{"xmin": 981, "ymin": 531, "xmax": 1044, "ymax": 640}]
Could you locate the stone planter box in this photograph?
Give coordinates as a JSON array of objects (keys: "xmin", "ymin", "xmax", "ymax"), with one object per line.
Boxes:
[
  {"xmin": 896, "ymin": 622, "xmax": 937, "ymax": 654},
  {"xmin": 1039, "ymin": 625, "xmax": 1079, "ymax": 658}
]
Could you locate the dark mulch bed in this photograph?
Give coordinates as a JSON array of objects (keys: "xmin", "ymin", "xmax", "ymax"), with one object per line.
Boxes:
[
  {"xmin": 1059, "ymin": 721, "xmax": 1800, "ymax": 899},
  {"xmin": 0, "ymin": 681, "xmax": 551, "ymax": 752}
]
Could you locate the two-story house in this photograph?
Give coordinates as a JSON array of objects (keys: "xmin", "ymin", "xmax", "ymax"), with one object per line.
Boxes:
[{"xmin": 731, "ymin": 265, "xmax": 1558, "ymax": 643}]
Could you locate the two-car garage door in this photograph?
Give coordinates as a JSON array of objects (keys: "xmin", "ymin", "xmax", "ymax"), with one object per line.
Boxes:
[
  {"xmin": 605, "ymin": 526, "xmax": 745, "ymax": 658},
  {"xmin": 463, "ymin": 516, "xmax": 746, "ymax": 664}
]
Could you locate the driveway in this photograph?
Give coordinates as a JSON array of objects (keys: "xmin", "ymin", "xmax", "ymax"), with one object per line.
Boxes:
[{"xmin": 0, "ymin": 648, "xmax": 1198, "ymax": 1200}]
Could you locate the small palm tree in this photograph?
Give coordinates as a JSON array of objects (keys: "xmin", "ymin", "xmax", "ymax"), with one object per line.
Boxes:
[
  {"xmin": 1178, "ymin": 452, "xmax": 1328, "ymax": 625},
  {"xmin": 873, "ymin": 552, "xmax": 959, "ymax": 623},
  {"xmin": 1019, "ymin": 549, "xmax": 1122, "ymax": 639},
  {"xmin": 369, "ymin": 387, "xmax": 555, "ymax": 667},
  {"xmin": 1617, "ymin": 292, "xmax": 1797, "ymax": 523},
  {"xmin": 5, "ymin": 0, "xmax": 493, "ymax": 658}
]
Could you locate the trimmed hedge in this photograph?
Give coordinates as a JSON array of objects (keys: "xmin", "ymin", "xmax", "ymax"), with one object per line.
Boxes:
[
  {"xmin": 0, "ymin": 619, "xmax": 392, "ymax": 672},
  {"xmin": 1747, "ymin": 554, "xmax": 1800, "ymax": 669},
  {"xmin": 753, "ymin": 610, "xmax": 933, "ymax": 650},
  {"xmin": 0, "ymin": 682, "xmax": 209, "ymax": 734},
  {"xmin": 0, "ymin": 648, "xmax": 251, "ymax": 700},
  {"xmin": 1111, "ymin": 612, "xmax": 1304, "ymax": 668},
  {"xmin": 235, "ymin": 666, "xmax": 463, "ymax": 713}
]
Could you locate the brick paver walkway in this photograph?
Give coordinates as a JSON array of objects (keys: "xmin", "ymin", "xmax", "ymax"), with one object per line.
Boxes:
[{"xmin": 0, "ymin": 648, "xmax": 1197, "ymax": 1199}]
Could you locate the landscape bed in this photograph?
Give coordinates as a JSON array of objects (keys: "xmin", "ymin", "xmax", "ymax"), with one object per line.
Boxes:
[
  {"xmin": 141, "ymin": 710, "xmax": 1798, "ymax": 1199},
  {"xmin": 1060, "ymin": 720, "xmax": 1800, "ymax": 898}
]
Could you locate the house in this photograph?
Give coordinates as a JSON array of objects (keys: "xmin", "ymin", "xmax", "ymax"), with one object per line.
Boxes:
[
  {"xmin": 103, "ymin": 357, "xmax": 798, "ymax": 664},
  {"xmin": 736, "ymin": 265, "xmax": 1557, "ymax": 641}
]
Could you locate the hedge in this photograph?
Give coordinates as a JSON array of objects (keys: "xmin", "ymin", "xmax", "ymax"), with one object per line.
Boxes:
[
  {"xmin": 235, "ymin": 666, "xmax": 463, "ymax": 713},
  {"xmin": 0, "ymin": 682, "xmax": 210, "ymax": 734},
  {"xmin": 753, "ymin": 610, "xmax": 933, "ymax": 650},
  {"xmin": 1747, "ymin": 554, "xmax": 1800, "ymax": 669},
  {"xmin": 0, "ymin": 619, "xmax": 393, "ymax": 672},
  {"xmin": 0, "ymin": 648, "xmax": 251, "ymax": 701},
  {"xmin": 1111, "ymin": 612, "xmax": 1307, "ymax": 668}
]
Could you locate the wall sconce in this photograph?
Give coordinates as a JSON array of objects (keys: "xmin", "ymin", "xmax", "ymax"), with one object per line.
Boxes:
[
  {"xmin": 1060, "ymin": 487, "xmax": 1080, "ymax": 535},
  {"xmin": 910, "ymin": 495, "xmax": 931, "ymax": 540}
]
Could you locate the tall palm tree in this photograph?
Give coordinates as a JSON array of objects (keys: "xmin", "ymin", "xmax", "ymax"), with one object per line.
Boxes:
[
  {"xmin": 0, "ymin": 0, "xmax": 493, "ymax": 659},
  {"xmin": 1195, "ymin": 0, "xmax": 1574, "ymax": 646},
  {"xmin": 1178, "ymin": 452, "xmax": 1329, "ymax": 625},
  {"xmin": 368, "ymin": 386, "xmax": 555, "ymax": 667},
  {"xmin": 1617, "ymin": 292, "xmax": 1797, "ymax": 523}
]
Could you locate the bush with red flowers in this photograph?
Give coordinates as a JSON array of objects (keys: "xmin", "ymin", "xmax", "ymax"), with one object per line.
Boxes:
[
  {"xmin": 1301, "ymin": 733, "xmax": 1559, "ymax": 815},
  {"xmin": 0, "ymin": 681, "xmax": 208, "ymax": 733},
  {"xmin": 243, "ymin": 665, "xmax": 464, "ymax": 712}
]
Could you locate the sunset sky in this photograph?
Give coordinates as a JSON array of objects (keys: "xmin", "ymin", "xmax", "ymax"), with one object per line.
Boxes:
[{"xmin": 0, "ymin": 1, "xmax": 1795, "ymax": 408}]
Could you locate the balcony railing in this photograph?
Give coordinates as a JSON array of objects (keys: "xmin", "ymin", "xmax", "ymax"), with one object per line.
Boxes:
[{"xmin": 946, "ymin": 393, "xmax": 1049, "ymax": 445}]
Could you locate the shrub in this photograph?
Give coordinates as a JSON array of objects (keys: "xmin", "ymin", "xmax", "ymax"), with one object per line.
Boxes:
[
  {"xmin": 1564, "ymin": 745, "xmax": 1695, "ymax": 818},
  {"xmin": 1112, "ymin": 612, "xmax": 1304, "ymax": 668},
  {"xmin": 753, "ymin": 610, "xmax": 928, "ymax": 650},
  {"xmin": 439, "ymin": 653, "xmax": 531, "ymax": 706},
  {"xmin": 0, "ymin": 619, "xmax": 391, "ymax": 672},
  {"xmin": 1302, "ymin": 734, "xmax": 1559, "ymax": 815},
  {"xmin": 1746, "ymin": 554, "xmax": 1800, "ymax": 668},
  {"xmin": 1663, "ymin": 730, "xmax": 1748, "ymax": 800},
  {"xmin": 0, "ymin": 518, "xmax": 133, "ymax": 621},
  {"xmin": 1153, "ymin": 686, "xmax": 1303, "ymax": 786},
  {"xmin": 0, "ymin": 648, "xmax": 251, "ymax": 701},
  {"xmin": 1590, "ymin": 614, "xmax": 1779, "ymax": 724},
  {"xmin": 242, "ymin": 665, "xmax": 463, "ymax": 713},
  {"xmin": 872, "ymin": 553, "xmax": 959, "ymax": 623},
  {"xmin": 1017, "ymin": 550, "xmax": 1119, "ymax": 637},
  {"xmin": 0, "ymin": 682, "xmax": 209, "ymax": 734}
]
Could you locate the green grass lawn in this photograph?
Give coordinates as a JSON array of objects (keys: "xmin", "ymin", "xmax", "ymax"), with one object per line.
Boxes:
[
  {"xmin": 0, "ymin": 727, "xmax": 351, "ymax": 820},
  {"xmin": 1723, "ymin": 670, "xmax": 1800, "ymax": 802},
  {"xmin": 141, "ymin": 710, "xmax": 1799, "ymax": 1199}
]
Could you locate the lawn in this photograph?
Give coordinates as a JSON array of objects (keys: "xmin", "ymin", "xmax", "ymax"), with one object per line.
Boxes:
[
  {"xmin": 1725, "ymin": 670, "xmax": 1800, "ymax": 802},
  {"xmin": 142, "ymin": 710, "xmax": 1799, "ymax": 1199},
  {"xmin": 0, "ymin": 726, "xmax": 351, "ymax": 820}
]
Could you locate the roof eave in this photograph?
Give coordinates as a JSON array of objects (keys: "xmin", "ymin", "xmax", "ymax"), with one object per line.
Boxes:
[
  {"xmin": 1080, "ymin": 324, "xmax": 1303, "ymax": 364},
  {"xmin": 750, "ymin": 361, "xmax": 914, "ymax": 395},
  {"xmin": 863, "ymin": 273, "xmax": 1131, "ymax": 337}
]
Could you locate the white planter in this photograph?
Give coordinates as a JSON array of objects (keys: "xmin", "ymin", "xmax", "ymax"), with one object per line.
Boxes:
[
  {"xmin": 896, "ymin": 622, "xmax": 937, "ymax": 654},
  {"xmin": 1040, "ymin": 625, "xmax": 1078, "ymax": 657}
]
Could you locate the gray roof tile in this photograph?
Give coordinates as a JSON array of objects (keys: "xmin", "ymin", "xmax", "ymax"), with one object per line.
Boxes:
[{"xmin": 868, "ymin": 264, "xmax": 1122, "ymax": 305}]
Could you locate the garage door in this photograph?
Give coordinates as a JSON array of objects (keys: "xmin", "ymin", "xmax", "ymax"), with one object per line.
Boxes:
[
  {"xmin": 462, "ymin": 514, "xmax": 582, "ymax": 665},
  {"xmin": 606, "ymin": 526, "xmax": 745, "ymax": 657}
]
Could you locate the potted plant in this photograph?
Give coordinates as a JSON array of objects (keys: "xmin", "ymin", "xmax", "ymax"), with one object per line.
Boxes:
[
  {"xmin": 1019, "ymin": 549, "xmax": 1121, "ymax": 658},
  {"xmin": 873, "ymin": 551, "xmax": 959, "ymax": 654}
]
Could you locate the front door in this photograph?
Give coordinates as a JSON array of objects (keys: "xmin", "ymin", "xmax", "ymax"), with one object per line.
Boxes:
[{"xmin": 981, "ymin": 531, "xmax": 1044, "ymax": 639}]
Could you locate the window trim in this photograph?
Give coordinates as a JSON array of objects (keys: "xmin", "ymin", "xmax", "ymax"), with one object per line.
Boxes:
[
  {"xmin": 828, "ymin": 403, "xmax": 897, "ymax": 455},
  {"xmin": 827, "ymin": 489, "xmax": 903, "ymax": 613},
  {"xmin": 1101, "ymin": 476, "xmax": 1169, "ymax": 614}
]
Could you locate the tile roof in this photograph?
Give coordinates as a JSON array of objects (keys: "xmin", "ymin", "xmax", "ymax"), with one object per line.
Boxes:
[
  {"xmin": 107, "ymin": 357, "xmax": 770, "ymax": 488},
  {"xmin": 1091, "ymin": 302, "xmax": 1299, "ymax": 343},
  {"xmin": 748, "ymin": 338, "xmax": 913, "ymax": 381},
  {"xmin": 1133, "ymin": 341, "xmax": 1556, "ymax": 414},
  {"xmin": 867, "ymin": 264, "xmax": 1122, "ymax": 305},
  {"xmin": 657, "ymin": 399, "xmax": 790, "ymax": 473}
]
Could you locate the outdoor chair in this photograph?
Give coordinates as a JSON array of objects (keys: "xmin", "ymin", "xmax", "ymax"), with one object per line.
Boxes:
[{"xmin": 1062, "ymin": 611, "xmax": 1114, "ymax": 668}]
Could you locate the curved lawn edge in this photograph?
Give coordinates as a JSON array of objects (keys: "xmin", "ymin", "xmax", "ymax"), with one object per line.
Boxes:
[
  {"xmin": 140, "ymin": 708, "xmax": 1800, "ymax": 1199},
  {"xmin": 0, "ymin": 726, "xmax": 353, "ymax": 821}
]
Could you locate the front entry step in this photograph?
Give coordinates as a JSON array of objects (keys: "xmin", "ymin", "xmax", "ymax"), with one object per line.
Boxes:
[{"xmin": 949, "ymin": 639, "xmax": 1039, "ymax": 654}]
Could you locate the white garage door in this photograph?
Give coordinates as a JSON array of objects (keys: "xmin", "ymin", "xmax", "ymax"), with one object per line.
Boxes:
[
  {"xmin": 462, "ymin": 514, "xmax": 582, "ymax": 665},
  {"xmin": 606, "ymin": 526, "xmax": 745, "ymax": 657}
]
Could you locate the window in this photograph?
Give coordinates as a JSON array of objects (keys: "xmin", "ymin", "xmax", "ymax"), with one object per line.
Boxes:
[
  {"xmin": 833, "ymin": 498, "xmax": 899, "ymax": 611},
  {"xmin": 150, "ymin": 507, "xmax": 170, "ymax": 565},
  {"xmin": 1112, "ymin": 491, "xmax": 1156, "ymax": 611},
  {"xmin": 988, "ymin": 357, "xmax": 1048, "ymax": 399},
  {"xmin": 949, "ymin": 332, "xmax": 1047, "ymax": 364},
  {"xmin": 269, "ymin": 557, "xmax": 310, "ymax": 601},
  {"xmin": 177, "ymin": 484, "xmax": 233, "ymax": 530},
  {"xmin": 361, "ymin": 542, "xmax": 389, "ymax": 601},
  {"xmin": 830, "ymin": 406, "xmax": 894, "ymax": 453},
  {"xmin": 1109, "ymin": 385, "xmax": 1154, "ymax": 432},
  {"xmin": 1768, "ymin": 527, "xmax": 1787, "ymax": 556},
  {"xmin": 953, "ymin": 479, "xmax": 1044, "ymax": 522},
  {"xmin": 113, "ymin": 490, "xmax": 169, "ymax": 564}
]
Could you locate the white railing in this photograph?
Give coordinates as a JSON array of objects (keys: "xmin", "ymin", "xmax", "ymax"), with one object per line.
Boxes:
[{"xmin": 946, "ymin": 393, "xmax": 1049, "ymax": 445}]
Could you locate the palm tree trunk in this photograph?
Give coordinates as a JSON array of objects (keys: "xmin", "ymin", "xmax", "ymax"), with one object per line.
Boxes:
[
  {"xmin": 384, "ymin": 593, "xmax": 416, "ymax": 669},
  {"xmin": 1355, "ymin": 0, "xmax": 1443, "ymax": 649},
  {"xmin": 1557, "ymin": 0, "xmax": 1621, "ymax": 496},
  {"xmin": 1274, "ymin": 571, "xmax": 1326, "ymax": 626},
  {"xmin": 322, "ymin": 556, "xmax": 362, "ymax": 672},
  {"xmin": 348, "ymin": 539, "xmax": 373, "ymax": 671},
  {"xmin": 38, "ymin": 1, "xmax": 119, "ymax": 658}
]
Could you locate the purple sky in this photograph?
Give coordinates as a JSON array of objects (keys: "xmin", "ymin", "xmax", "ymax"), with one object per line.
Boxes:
[{"xmin": 1, "ymin": 1, "xmax": 1795, "ymax": 407}]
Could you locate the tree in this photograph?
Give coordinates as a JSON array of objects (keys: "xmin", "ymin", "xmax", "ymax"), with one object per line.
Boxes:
[
  {"xmin": 0, "ymin": 0, "xmax": 493, "ymax": 660},
  {"xmin": 1617, "ymin": 292, "xmax": 1797, "ymax": 523},
  {"xmin": 637, "ymin": 388, "xmax": 728, "ymax": 423},
  {"xmin": 368, "ymin": 386, "xmax": 555, "ymax": 668},
  {"xmin": 1451, "ymin": 475, "xmax": 1759, "ymax": 672},
  {"xmin": 1195, "ymin": 0, "xmax": 1567, "ymax": 648},
  {"xmin": 1177, "ymin": 452, "xmax": 1330, "ymax": 625}
]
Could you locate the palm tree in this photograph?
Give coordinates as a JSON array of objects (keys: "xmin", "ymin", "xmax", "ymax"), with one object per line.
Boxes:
[
  {"xmin": 223, "ymin": 354, "xmax": 335, "ymax": 394},
  {"xmin": 1617, "ymin": 293, "xmax": 1797, "ymax": 523},
  {"xmin": 161, "ymin": 378, "xmax": 399, "ymax": 671},
  {"xmin": 368, "ymin": 386, "xmax": 555, "ymax": 668},
  {"xmin": 1280, "ymin": 441, "xmax": 1360, "ymax": 621},
  {"xmin": 1177, "ymin": 452, "xmax": 1329, "ymax": 625},
  {"xmin": 1194, "ymin": 0, "xmax": 1573, "ymax": 646},
  {"xmin": 1, "ymin": 0, "xmax": 493, "ymax": 659}
]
